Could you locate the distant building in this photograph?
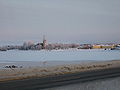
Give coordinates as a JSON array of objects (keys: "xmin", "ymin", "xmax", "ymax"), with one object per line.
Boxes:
[
  {"xmin": 92, "ymin": 44, "xmax": 102, "ymax": 49},
  {"xmin": 78, "ymin": 44, "xmax": 92, "ymax": 49},
  {"xmin": 92, "ymin": 44, "xmax": 113, "ymax": 49},
  {"xmin": 111, "ymin": 44, "xmax": 120, "ymax": 50},
  {"xmin": 43, "ymin": 35, "xmax": 47, "ymax": 49}
]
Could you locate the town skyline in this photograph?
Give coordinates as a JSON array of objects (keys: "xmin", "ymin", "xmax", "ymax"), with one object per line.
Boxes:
[{"xmin": 0, "ymin": 36, "xmax": 120, "ymax": 51}]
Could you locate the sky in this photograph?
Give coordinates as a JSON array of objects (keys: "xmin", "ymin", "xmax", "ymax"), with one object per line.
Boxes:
[{"xmin": 0, "ymin": 0, "xmax": 120, "ymax": 45}]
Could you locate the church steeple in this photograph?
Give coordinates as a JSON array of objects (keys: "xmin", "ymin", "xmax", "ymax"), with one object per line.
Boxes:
[{"xmin": 43, "ymin": 35, "xmax": 47, "ymax": 49}]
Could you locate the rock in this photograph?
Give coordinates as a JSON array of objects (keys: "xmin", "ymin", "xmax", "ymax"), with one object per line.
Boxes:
[{"xmin": 5, "ymin": 65, "xmax": 18, "ymax": 68}]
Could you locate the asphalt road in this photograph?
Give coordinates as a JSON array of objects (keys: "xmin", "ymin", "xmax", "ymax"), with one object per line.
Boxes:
[{"xmin": 0, "ymin": 67, "xmax": 120, "ymax": 90}]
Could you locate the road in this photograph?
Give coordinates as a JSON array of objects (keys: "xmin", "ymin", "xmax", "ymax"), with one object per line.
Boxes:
[{"xmin": 0, "ymin": 67, "xmax": 120, "ymax": 90}]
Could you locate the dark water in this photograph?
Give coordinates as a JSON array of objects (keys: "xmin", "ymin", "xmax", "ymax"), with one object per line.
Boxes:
[{"xmin": 43, "ymin": 77, "xmax": 120, "ymax": 90}]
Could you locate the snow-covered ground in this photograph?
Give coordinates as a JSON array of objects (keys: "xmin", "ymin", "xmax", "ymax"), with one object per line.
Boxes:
[{"xmin": 0, "ymin": 49, "xmax": 120, "ymax": 62}]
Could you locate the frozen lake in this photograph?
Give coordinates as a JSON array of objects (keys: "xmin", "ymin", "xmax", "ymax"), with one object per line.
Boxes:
[{"xmin": 0, "ymin": 49, "xmax": 120, "ymax": 62}]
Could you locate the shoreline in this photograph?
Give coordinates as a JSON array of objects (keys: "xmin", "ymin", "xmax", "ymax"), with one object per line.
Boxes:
[{"xmin": 0, "ymin": 60, "xmax": 120, "ymax": 82}]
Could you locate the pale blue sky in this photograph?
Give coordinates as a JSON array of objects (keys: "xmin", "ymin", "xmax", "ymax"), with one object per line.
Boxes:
[{"xmin": 0, "ymin": 0, "xmax": 120, "ymax": 45}]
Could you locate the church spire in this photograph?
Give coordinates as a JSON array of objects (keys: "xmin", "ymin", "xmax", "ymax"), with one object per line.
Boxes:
[{"xmin": 43, "ymin": 35, "xmax": 47, "ymax": 49}]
